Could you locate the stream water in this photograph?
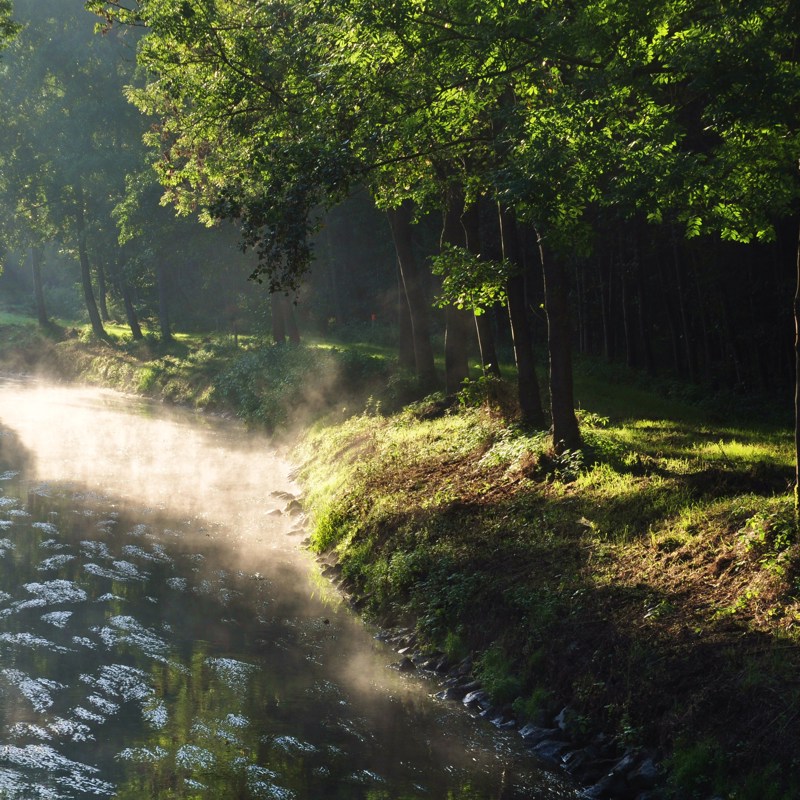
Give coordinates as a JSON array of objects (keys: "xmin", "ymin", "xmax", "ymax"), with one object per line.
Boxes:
[{"xmin": 0, "ymin": 377, "xmax": 578, "ymax": 800}]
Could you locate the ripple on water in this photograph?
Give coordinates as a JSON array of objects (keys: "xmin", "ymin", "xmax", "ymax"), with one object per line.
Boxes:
[
  {"xmin": 41, "ymin": 611, "xmax": 73, "ymax": 628},
  {"xmin": 93, "ymin": 615, "xmax": 169, "ymax": 662},
  {"xmin": 23, "ymin": 580, "xmax": 88, "ymax": 605},
  {"xmin": 2, "ymin": 669, "xmax": 65, "ymax": 712},
  {"xmin": 32, "ymin": 522, "xmax": 59, "ymax": 536},
  {"xmin": 37, "ymin": 554, "xmax": 76, "ymax": 571}
]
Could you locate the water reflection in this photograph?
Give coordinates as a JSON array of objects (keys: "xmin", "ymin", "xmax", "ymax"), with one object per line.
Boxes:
[{"xmin": 0, "ymin": 379, "xmax": 577, "ymax": 799}]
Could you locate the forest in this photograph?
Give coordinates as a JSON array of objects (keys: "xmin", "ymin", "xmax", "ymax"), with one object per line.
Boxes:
[{"xmin": 0, "ymin": 1, "xmax": 799, "ymax": 797}]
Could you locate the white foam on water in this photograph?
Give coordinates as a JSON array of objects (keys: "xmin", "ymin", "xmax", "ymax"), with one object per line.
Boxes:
[
  {"xmin": 0, "ymin": 470, "xmax": 20, "ymax": 480},
  {"xmin": 9, "ymin": 509, "xmax": 30, "ymax": 518},
  {"xmin": 0, "ymin": 537, "xmax": 14, "ymax": 551},
  {"xmin": 0, "ymin": 521, "xmax": 13, "ymax": 530},
  {"xmin": 72, "ymin": 637, "xmax": 97, "ymax": 649},
  {"xmin": 0, "ymin": 497, "xmax": 17, "ymax": 508}
]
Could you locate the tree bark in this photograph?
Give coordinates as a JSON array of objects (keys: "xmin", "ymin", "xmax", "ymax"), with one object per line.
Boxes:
[
  {"xmin": 538, "ymin": 234, "xmax": 581, "ymax": 453},
  {"xmin": 74, "ymin": 185, "xmax": 107, "ymax": 340},
  {"xmin": 121, "ymin": 282, "xmax": 143, "ymax": 340},
  {"xmin": 271, "ymin": 291, "xmax": 287, "ymax": 345},
  {"xmin": 31, "ymin": 245, "xmax": 49, "ymax": 327},
  {"xmin": 386, "ymin": 200, "xmax": 437, "ymax": 392},
  {"xmin": 498, "ymin": 205, "xmax": 545, "ymax": 428},
  {"xmin": 464, "ymin": 202, "xmax": 501, "ymax": 377},
  {"xmin": 96, "ymin": 261, "xmax": 110, "ymax": 322},
  {"xmin": 285, "ymin": 294, "xmax": 301, "ymax": 344},
  {"xmin": 441, "ymin": 185, "xmax": 472, "ymax": 394},
  {"xmin": 397, "ymin": 260, "xmax": 416, "ymax": 372},
  {"xmin": 156, "ymin": 260, "xmax": 173, "ymax": 343},
  {"xmin": 794, "ymin": 217, "xmax": 800, "ymax": 516}
]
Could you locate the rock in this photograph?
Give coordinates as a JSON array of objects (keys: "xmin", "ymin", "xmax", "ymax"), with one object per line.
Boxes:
[
  {"xmin": 436, "ymin": 686, "xmax": 468, "ymax": 702},
  {"xmin": 628, "ymin": 757, "xmax": 660, "ymax": 791},
  {"xmin": 285, "ymin": 499, "xmax": 304, "ymax": 516},
  {"xmin": 531, "ymin": 739, "xmax": 570, "ymax": 764},
  {"xmin": 491, "ymin": 716, "xmax": 516, "ymax": 730},
  {"xmin": 462, "ymin": 689, "xmax": 489, "ymax": 708},
  {"xmin": 396, "ymin": 657, "xmax": 415, "ymax": 672},
  {"xmin": 519, "ymin": 724, "xmax": 561, "ymax": 745}
]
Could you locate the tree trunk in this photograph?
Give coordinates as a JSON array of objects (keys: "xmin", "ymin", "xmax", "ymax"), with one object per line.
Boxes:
[
  {"xmin": 271, "ymin": 291, "xmax": 287, "ymax": 345},
  {"xmin": 538, "ymin": 235, "xmax": 581, "ymax": 453},
  {"xmin": 386, "ymin": 200, "xmax": 437, "ymax": 392},
  {"xmin": 441, "ymin": 185, "xmax": 472, "ymax": 394},
  {"xmin": 672, "ymin": 229, "xmax": 697, "ymax": 382},
  {"xmin": 156, "ymin": 260, "xmax": 173, "ymax": 343},
  {"xmin": 121, "ymin": 282, "xmax": 143, "ymax": 340},
  {"xmin": 464, "ymin": 202, "xmax": 501, "ymax": 377},
  {"xmin": 109, "ymin": 256, "xmax": 142, "ymax": 340},
  {"xmin": 74, "ymin": 187, "xmax": 107, "ymax": 340},
  {"xmin": 397, "ymin": 260, "xmax": 416, "ymax": 372},
  {"xmin": 96, "ymin": 261, "xmax": 110, "ymax": 322},
  {"xmin": 498, "ymin": 205, "xmax": 545, "ymax": 428},
  {"xmin": 285, "ymin": 294, "xmax": 301, "ymax": 344},
  {"xmin": 794, "ymin": 217, "xmax": 800, "ymax": 516},
  {"xmin": 31, "ymin": 245, "xmax": 49, "ymax": 327}
]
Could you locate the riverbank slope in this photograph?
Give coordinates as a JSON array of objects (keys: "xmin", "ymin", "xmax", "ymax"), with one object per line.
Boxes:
[{"xmin": 2, "ymin": 321, "xmax": 798, "ymax": 799}]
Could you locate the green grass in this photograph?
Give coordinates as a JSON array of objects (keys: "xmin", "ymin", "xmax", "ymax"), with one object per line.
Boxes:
[{"xmin": 296, "ymin": 366, "xmax": 800, "ymax": 797}]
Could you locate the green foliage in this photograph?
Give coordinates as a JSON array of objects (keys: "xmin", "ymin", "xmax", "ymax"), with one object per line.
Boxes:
[
  {"xmin": 474, "ymin": 644, "xmax": 524, "ymax": 706},
  {"xmin": 214, "ymin": 344, "xmax": 387, "ymax": 430},
  {"xmin": 430, "ymin": 245, "xmax": 511, "ymax": 314}
]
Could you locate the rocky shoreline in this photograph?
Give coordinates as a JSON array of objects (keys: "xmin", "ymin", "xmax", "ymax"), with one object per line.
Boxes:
[{"xmin": 314, "ymin": 542, "xmax": 733, "ymax": 800}]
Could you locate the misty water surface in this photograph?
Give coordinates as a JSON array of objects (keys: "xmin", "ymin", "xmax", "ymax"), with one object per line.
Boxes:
[{"xmin": 0, "ymin": 377, "xmax": 577, "ymax": 799}]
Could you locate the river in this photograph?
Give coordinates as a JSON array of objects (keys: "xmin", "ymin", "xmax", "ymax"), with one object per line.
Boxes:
[{"xmin": 0, "ymin": 377, "xmax": 578, "ymax": 799}]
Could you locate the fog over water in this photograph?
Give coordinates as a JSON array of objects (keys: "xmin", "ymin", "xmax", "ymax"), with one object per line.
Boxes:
[{"xmin": 0, "ymin": 377, "xmax": 577, "ymax": 799}]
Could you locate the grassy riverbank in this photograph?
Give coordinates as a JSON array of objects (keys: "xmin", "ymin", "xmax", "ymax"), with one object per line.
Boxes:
[{"xmin": 2, "ymin": 319, "xmax": 798, "ymax": 797}]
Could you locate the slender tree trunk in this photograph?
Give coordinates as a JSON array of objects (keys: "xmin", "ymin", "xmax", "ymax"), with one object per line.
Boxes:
[
  {"xmin": 74, "ymin": 186, "xmax": 106, "ymax": 340},
  {"xmin": 96, "ymin": 262, "xmax": 110, "ymax": 322},
  {"xmin": 121, "ymin": 283, "xmax": 143, "ymax": 340},
  {"xmin": 672, "ymin": 229, "xmax": 697, "ymax": 382},
  {"xmin": 109, "ymin": 256, "xmax": 142, "ymax": 340},
  {"xmin": 397, "ymin": 261, "xmax": 416, "ymax": 371},
  {"xmin": 271, "ymin": 291, "xmax": 287, "ymax": 345},
  {"xmin": 441, "ymin": 185, "xmax": 472, "ymax": 394},
  {"xmin": 386, "ymin": 200, "xmax": 437, "ymax": 391},
  {"xmin": 31, "ymin": 245, "xmax": 49, "ymax": 327},
  {"xmin": 538, "ymin": 234, "xmax": 581, "ymax": 453},
  {"xmin": 498, "ymin": 205, "xmax": 545, "ymax": 428},
  {"xmin": 794, "ymin": 217, "xmax": 800, "ymax": 516},
  {"xmin": 634, "ymin": 228, "xmax": 654, "ymax": 374},
  {"xmin": 156, "ymin": 260, "xmax": 172, "ymax": 343},
  {"xmin": 285, "ymin": 295, "xmax": 301, "ymax": 344},
  {"xmin": 464, "ymin": 202, "xmax": 501, "ymax": 377}
]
